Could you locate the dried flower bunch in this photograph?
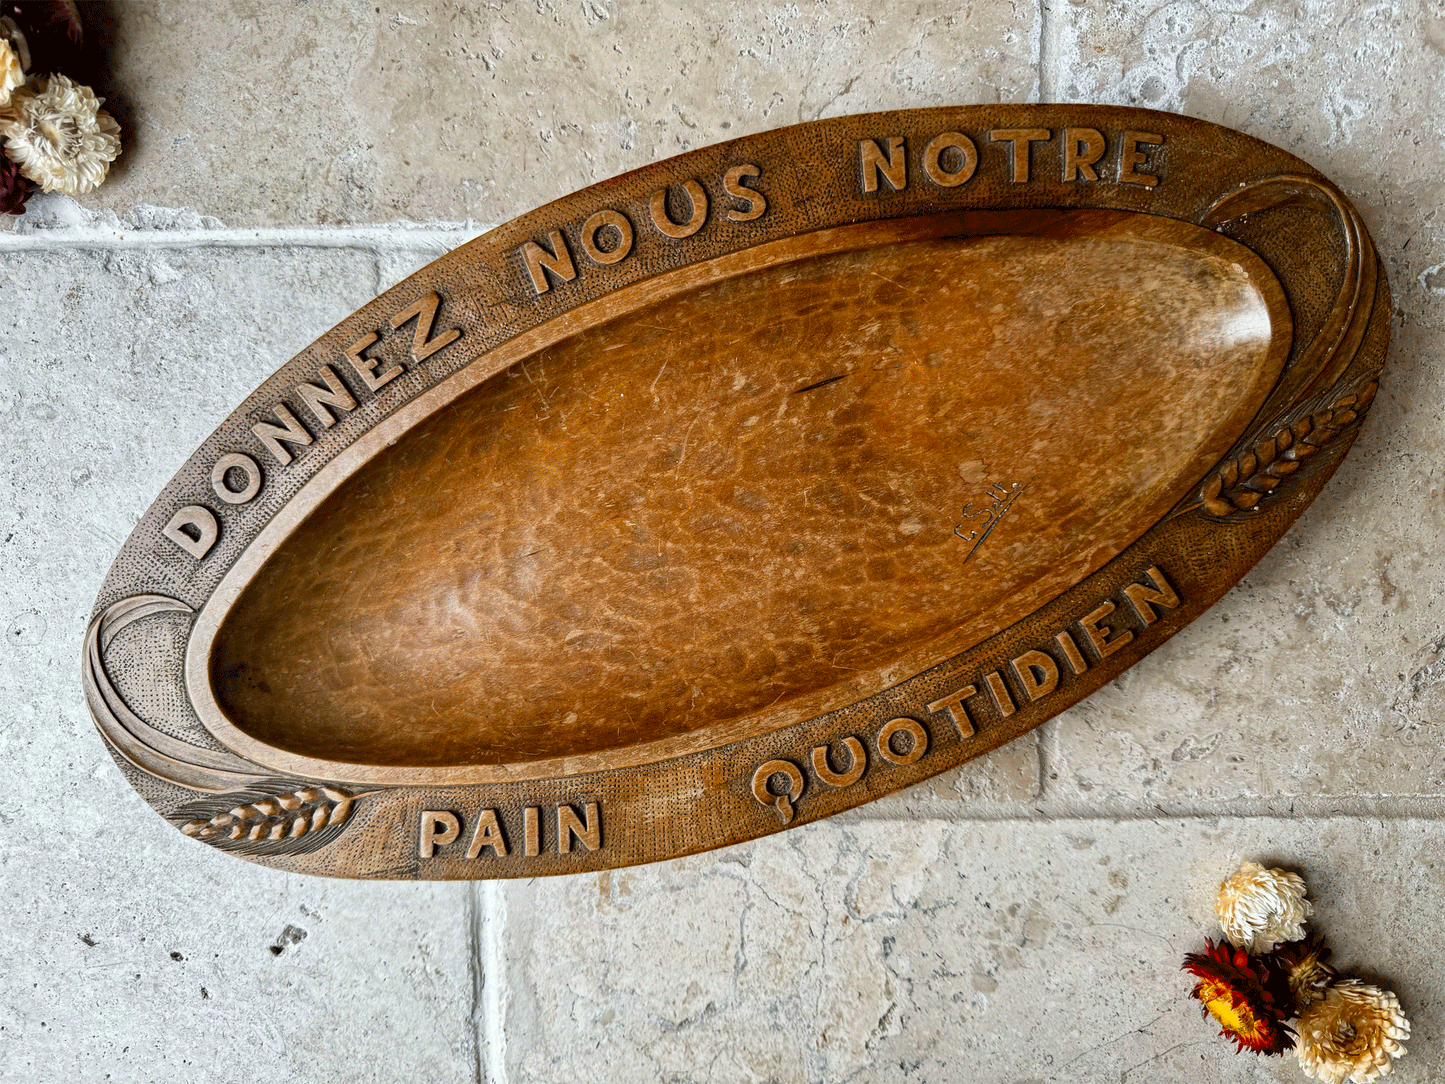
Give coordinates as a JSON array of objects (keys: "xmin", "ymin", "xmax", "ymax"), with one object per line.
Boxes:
[
  {"xmin": 0, "ymin": 1, "xmax": 119, "ymax": 214},
  {"xmin": 1182, "ymin": 860, "xmax": 1411, "ymax": 1083}
]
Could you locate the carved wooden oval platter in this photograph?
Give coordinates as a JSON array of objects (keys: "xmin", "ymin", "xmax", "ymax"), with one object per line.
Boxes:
[{"xmin": 86, "ymin": 105, "xmax": 1388, "ymax": 879}]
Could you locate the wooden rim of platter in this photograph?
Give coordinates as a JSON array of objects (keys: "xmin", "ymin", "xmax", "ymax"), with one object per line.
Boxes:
[{"xmin": 85, "ymin": 105, "xmax": 1389, "ymax": 879}]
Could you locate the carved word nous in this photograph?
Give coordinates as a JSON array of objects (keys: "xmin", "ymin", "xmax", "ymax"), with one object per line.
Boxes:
[{"xmin": 518, "ymin": 164, "xmax": 768, "ymax": 295}]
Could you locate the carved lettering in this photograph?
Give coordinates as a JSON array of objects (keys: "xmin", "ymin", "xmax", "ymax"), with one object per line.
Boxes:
[
  {"xmin": 296, "ymin": 364, "xmax": 357, "ymax": 429},
  {"xmin": 557, "ymin": 802, "xmax": 601, "ymax": 853},
  {"xmin": 1079, "ymin": 600, "xmax": 1134, "ymax": 658},
  {"xmin": 250, "ymin": 404, "xmax": 313, "ymax": 467},
  {"xmin": 649, "ymin": 180, "xmax": 708, "ymax": 238},
  {"xmin": 1055, "ymin": 629, "xmax": 1089, "ymax": 676},
  {"xmin": 389, "ymin": 291, "xmax": 462, "ymax": 363},
  {"xmin": 983, "ymin": 669, "xmax": 1016, "ymax": 716},
  {"xmin": 1123, "ymin": 565, "xmax": 1181, "ymax": 625},
  {"xmin": 1063, "ymin": 127, "xmax": 1106, "ymax": 181},
  {"xmin": 580, "ymin": 209, "xmax": 634, "ymax": 266},
  {"xmin": 811, "ymin": 737, "xmax": 866, "ymax": 787},
  {"xmin": 877, "ymin": 717, "xmax": 928, "ymax": 765},
  {"xmin": 723, "ymin": 164, "xmax": 767, "ymax": 221},
  {"xmin": 859, "ymin": 137, "xmax": 906, "ymax": 193},
  {"xmin": 990, "ymin": 128, "xmax": 1050, "ymax": 183},
  {"xmin": 210, "ymin": 452, "xmax": 262, "ymax": 505},
  {"xmin": 344, "ymin": 330, "xmax": 403, "ymax": 393},
  {"xmin": 524, "ymin": 805, "xmax": 541, "ymax": 856},
  {"xmin": 162, "ymin": 505, "xmax": 218, "ymax": 560},
  {"xmin": 752, "ymin": 759, "xmax": 804, "ymax": 823},
  {"xmin": 1011, "ymin": 649, "xmax": 1060, "ymax": 702},
  {"xmin": 520, "ymin": 230, "xmax": 577, "ymax": 294},
  {"xmin": 922, "ymin": 131, "xmax": 977, "ymax": 188},
  {"xmin": 465, "ymin": 808, "xmax": 509, "ymax": 858},
  {"xmin": 926, "ymin": 685, "xmax": 979, "ymax": 738},
  {"xmin": 418, "ymin": 810, "xmax": 460, "ymax": 858},
  {"xmin": 1119, "ymin": 131, "xmax": 1164, "ymax": 188}
]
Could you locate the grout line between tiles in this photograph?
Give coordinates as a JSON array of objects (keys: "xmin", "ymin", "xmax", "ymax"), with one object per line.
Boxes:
[
  {"xmin": 0, "ymin": 223, "xmax": 495, "ymax": 252},
  {"xmin": 480, "ymin": 880, "xmax": 509, "ymax": 1084},
  {"xmin": 465, "ymin": 884, "xmax": 485, "ymax": 1084},
  {"xmin": 841, "ymin": 796, "xmax": 1445, "ymax": 825}
]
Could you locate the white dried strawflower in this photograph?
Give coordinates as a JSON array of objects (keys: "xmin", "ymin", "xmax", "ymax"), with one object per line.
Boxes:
[
  {"xmin": 0, "ymin": 73, "xmax": 120, "ymax": 195},
  {"xmin": 0, "ymin": 39, "xmax": 21, "ymax": 108},
  {"xmin": 1296, "ymin": 980, "xmax": 1409, "ymax": 1084},
  {"xmin": 1215, "ymin": 860, "xmax": 1312, "ymax": 952}
]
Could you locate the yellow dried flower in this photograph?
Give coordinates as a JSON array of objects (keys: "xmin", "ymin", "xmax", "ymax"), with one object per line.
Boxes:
[
  {"xmin": 1296, "ymin": 980, "xmax": 1409, "ymax": 1084},
  {"xmin": 0, "ymin": 39, "xmax": 20, "ymax": 108},
  {"xmin": 0, "ymin": 73, "xmax": 120, "ymax": 195},
  {"xmin": 1215, "ymin": 860, "xmax": 1312, "ymax": 952}
]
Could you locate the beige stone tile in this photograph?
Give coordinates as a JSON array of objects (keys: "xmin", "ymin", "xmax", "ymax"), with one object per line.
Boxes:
[
  {"xmin": 1041, "ymin": 0, "xmax": 1445, "ymax": 802},
  {"xmin": 76, "ymin": 0, "xmax": 1038, "ymax": 227},
  {"xmin": 0, "ymin": 244, "xmax": 483, "ymax": 1083},
  {"xmin": 500, "ymin": 815, "xmax": 1441, "ymax": 1083},
  {"xmin": 864, "ymin": 730, "xmax": 1041, "ymax": 811}
]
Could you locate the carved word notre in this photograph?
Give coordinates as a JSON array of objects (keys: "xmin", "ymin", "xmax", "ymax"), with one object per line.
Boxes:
[
  {"xmin": 858, "ymin": 127, "xmax": 1164, "ymax": 194},
  {"xmin": 417, "ymin": 802, "xmax": 602, "ymax": 860},
  {"xmin": 519, "ymin": 164, "xmax": 768, "ymax": 296},
  {"xmin": 162, "ymin": 291, "xmax": 463, "ymax": 561}
]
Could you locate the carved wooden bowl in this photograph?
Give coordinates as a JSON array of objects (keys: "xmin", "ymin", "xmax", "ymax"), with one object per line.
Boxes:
[{"xmin": 86, "ymin": 106, "xmax": 1389, "ymax": 878}]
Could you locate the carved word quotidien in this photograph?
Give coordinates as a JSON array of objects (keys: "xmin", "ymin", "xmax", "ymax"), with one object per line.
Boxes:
[
  {"xmin": 750, "ymin": 565, "xmax": 1181, "ymax": 823},
  {"xmin": 418, "ymin": 802, "xmax": 602, "ymax": 861}
]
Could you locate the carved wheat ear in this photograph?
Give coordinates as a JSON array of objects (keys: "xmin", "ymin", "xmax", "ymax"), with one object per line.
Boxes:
[
  {"xmin": 1180, "ymin": 171, "xmax": 1383, "ymax": 521},
  {"xmin": 1190, "ymin": 382, "xmax": 1377, "ymax": 518},
  {"xmin": 174, "ymin": 784, "xmax": 376, "ymax": 857}
]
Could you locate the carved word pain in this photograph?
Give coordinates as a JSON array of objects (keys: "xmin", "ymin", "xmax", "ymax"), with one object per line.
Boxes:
[
  {"xmin": 162, "ymin": 292, "xmax": 463, "ymax": 561},
  {"xmin": 750, "ymin": 566, "xmax": 1180, "ymax": 823},
  {"xmin": 417, "ymin": 802, "xmax": 602, "ymax": 862},
  {"xmin": 856, "ymin": 126, "xmax": 1165, "ymax": 193}
]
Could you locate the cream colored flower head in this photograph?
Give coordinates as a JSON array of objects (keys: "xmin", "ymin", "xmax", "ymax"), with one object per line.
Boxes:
[
  {"xmin": 1296, "ymin": 980, "xmax": 1409, "ymax": 1084},
  {"xmin": 0, "ymin": 74, "xmax": 121, "ymax": 195},
  {"xmin": 0, "ymin": 39, "xmax": 21, "ymax": 108},
  {"xmin": 1215, "ymin": 860, "xmax": 1312, "ymax": 953}
]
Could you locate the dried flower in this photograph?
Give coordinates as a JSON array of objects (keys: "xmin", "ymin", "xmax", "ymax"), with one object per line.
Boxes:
[
  {"xmin": 1296, "ymin": 980, "xmax": 1409, "ymax": 1084},
  {"xmin": 1, "ymin": 2, "xmax": 81, "ymax": 77},
  {"xmin": 0, "ymin": 15, "xmax": 30, "ymax": 74},
  {"xmin": 0, "ymin": 74, "xmax": 119, "ymax": 194},
  {"xmin": 1274, "ymin": 936, "xmax": 1339, "ymax": 1015},
  {"xmin": 0, "ymin": 37, "xmax": 20, "ymax": 106},
  {"xmin": 1183, "ymin": 939, "xmax": 1295, "ymax": 1055},
  {"xmin": 0, "ymin": 148, "xmax": 30, "ymax": 214},
  {"xmin": 1216, "ymin": 860, "xmax": 1313, "ymax": 952}
]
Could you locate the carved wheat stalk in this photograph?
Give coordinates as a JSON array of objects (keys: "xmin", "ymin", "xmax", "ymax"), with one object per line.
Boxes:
[
  {"xmin": 180, "ymin": 786, "xmax": 356, "ymax": 845},
  {"xmin": 1196, "ymin": 383, "xmax": 1377, "ymax": 517}
]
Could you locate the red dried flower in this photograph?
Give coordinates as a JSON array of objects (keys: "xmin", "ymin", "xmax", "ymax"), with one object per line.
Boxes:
[
  {"xmin": 0, "ymin": 149, "xmax": 31, "ymax": 215},
  {"xmin": 1183, "ymin": 939, "xmax": 1295, "ymax": 1055}
]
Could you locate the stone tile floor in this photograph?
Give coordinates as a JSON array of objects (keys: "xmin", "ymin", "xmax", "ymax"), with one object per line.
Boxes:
[{"xmin": 1, "ymin": 2, "xmax": 1442, "ymax": 1081}]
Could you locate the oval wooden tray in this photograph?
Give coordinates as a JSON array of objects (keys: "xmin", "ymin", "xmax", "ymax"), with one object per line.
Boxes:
[{"xmin": 85, "ymin": 105, "xmax": 1389, "ymax": 879}]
